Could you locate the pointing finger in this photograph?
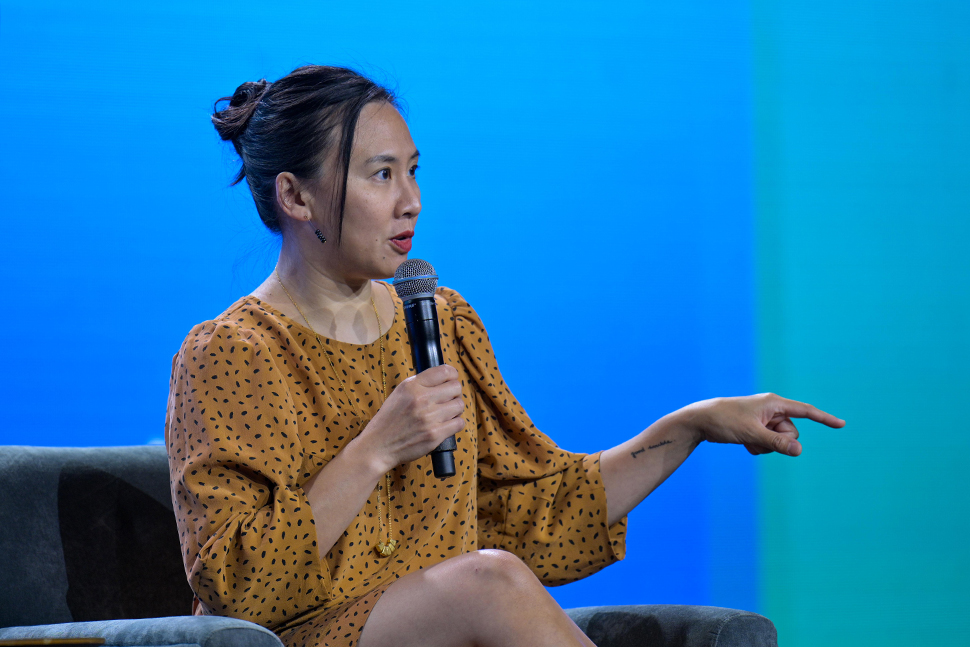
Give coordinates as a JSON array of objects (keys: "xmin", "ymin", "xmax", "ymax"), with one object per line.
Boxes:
[{"xmin": 775, "ymin": 397, "xmax": 845, "ymax": 428}]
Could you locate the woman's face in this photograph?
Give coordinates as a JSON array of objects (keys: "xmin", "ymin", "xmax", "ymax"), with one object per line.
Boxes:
[{"xmin": 315, "ymin": 101, "xmax": 421, "ymax": 282}]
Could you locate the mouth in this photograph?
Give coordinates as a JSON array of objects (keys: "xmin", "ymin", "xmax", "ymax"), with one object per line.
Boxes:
[{"xmin": 390, "ymin": 231, "xmax": 413, "ymax": 253}]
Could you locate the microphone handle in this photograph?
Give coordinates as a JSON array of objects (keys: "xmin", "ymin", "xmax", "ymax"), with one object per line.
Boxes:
[{"xmin": 403, "ymin": 297, "xmax": 457, "ymax": 478}]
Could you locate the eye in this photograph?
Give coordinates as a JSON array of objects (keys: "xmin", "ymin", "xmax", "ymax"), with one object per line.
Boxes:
[
  {"xmin": 409, "ymin": 164, "xmax": 419, "ymax": 177},
  {"xmin": 376, "ymin": 168, "xmax": 391, "ymax": 180}
]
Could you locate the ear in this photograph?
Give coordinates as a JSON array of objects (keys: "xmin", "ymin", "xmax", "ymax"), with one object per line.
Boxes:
[{"xmin": 275, "ymin": 172, "xmax": 313, "ymax": 225}]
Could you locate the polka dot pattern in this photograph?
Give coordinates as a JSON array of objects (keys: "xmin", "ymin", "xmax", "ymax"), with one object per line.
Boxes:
[{"xmin": 165, "ymin": 284, "xmax": 627, "ymax": 647}]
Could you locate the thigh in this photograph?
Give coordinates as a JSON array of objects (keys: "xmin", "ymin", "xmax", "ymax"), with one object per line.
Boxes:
[
  {"xmin": 357, "ymin": 550, "xmax": 593, "ymax": 647},
  {"xmin": 357, "ymin": 552, "xmax": 488, "ymax": 647}
]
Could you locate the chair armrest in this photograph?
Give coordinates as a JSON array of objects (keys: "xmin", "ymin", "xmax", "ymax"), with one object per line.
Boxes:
[
  {"xmin": 0, "ymin": 616, "xmax": 284, "ymax": 647},
  {"xmin": 565, "ymin": 604, "xmax": 778, "ymax": 647}
]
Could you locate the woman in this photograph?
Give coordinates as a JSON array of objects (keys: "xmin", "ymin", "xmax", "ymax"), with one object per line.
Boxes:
[{"xmin": 165, "ymin": 65, "xmax": 844, "ymax": 647}]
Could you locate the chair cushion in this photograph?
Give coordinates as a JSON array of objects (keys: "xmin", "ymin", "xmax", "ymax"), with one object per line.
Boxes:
[
  {"xmin": 0, "ymin": 616, "xmax": 283, "ymax": 647},
  {"xmin": 566, "ymin": 604, "xmax": 778, "ymax": 647},
  {"xmin": 0, "ymin": 446, "xmax": 192, "ymax": 628}
]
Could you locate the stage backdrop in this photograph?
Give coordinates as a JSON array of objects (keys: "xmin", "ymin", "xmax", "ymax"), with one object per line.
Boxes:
[
  {"xmin": 752, "ymin": 1, "xmax": 970, "ymax": 644},
  {"xmin": 1, "ymin": 1, "xmax": 966, "ymax": 644}
]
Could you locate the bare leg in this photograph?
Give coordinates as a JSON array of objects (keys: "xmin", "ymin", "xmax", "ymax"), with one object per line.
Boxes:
[{"xmin": 357, "ymin": 550, "xmax": 595, "ymax": 647}]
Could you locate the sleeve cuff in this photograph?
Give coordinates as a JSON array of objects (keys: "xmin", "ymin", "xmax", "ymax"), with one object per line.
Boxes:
[{"xmin": 583, "ymin": 452, "xmax": 628, "ymax": 562}]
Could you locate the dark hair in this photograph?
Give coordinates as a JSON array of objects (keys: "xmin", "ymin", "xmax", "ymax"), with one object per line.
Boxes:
[{"xmin": 211, "ymin": 65, "xmax": 397, "ymax": 239}]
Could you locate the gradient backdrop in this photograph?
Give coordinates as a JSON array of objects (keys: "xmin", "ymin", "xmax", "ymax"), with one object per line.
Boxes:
[{"xmin": 1, "ymin": 1, "xmax": 967, "ymax": 645}]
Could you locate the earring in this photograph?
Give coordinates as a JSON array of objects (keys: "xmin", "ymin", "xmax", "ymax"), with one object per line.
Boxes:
[{"xmin": 305, "ymin": 214, "xmax": 326, "ymax": 244}]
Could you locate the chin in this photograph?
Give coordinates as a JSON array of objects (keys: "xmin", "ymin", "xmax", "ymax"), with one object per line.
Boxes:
[{"xmin": 383, "ymin": 256, "xmax": 409, "ymax": 278}]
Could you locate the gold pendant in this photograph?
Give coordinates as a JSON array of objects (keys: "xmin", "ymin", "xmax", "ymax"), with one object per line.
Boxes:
[{"xmin": 374, "ymin": 539, "xmax": 398, "ymax": 557}]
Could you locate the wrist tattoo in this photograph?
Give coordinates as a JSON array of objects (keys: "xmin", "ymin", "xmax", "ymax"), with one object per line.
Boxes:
[
  {"xmin": 631, "ymin": 448, "xmax": 645, "ymax": 458},
  {"xmin": 648, "ymin": 440, "xmax": 673, "ymax": 450}
]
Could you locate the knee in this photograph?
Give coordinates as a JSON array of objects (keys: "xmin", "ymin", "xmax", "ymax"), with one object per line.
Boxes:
[
  {"xmin": 466, "ymin": 549, "xmax": 533, "ymax": 580},
  {"xmin": 445, "ymin": 549, "xmax": 540, "ymax": 598}
]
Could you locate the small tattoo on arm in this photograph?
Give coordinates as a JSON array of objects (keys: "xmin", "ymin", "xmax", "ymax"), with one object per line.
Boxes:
[
  {"xmin": 648, "ymin": 440, "xmax": 673, "ymax": 450},
  {"xmin": 631, "ymin": 448, "xmax": 645, "ymax": 458}
]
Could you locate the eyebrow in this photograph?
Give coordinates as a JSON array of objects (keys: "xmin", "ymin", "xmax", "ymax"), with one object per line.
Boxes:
[{"xmin": 364, "ymin": 150, "xmax": 420, "ymax": 165}]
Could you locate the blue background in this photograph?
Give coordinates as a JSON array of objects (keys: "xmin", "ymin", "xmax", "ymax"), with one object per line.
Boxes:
[
  {"xmin": 0, "ymin": 0, "xmax": 757, "ymax": 612},
  {"xmin": 6, "ymin": 1, "xmax": 966, "ymax": 641}
]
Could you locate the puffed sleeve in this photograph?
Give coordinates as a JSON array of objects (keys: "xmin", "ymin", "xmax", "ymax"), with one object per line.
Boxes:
[
  {"xmin": 165, "ymin": 321, "xmax": 330, "ymax": 628},
  {"xmin": 437, "ymin": 287, "xmax": 627, "ymax": 586}
]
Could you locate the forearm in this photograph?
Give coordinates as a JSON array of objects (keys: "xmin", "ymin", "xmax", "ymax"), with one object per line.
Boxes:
[
  {"xmin": 600, "ymin": 408, "xmax": 703, "ymax": 526},
  {"xmin": 302, "ymin": 435, "xmax": 387, "ymax": 561}
]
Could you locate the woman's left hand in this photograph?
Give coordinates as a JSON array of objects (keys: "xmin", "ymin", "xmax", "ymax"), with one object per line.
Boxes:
[{"xmin": 682, "ymin": 393, "xmax": 846, "ymax": 456}]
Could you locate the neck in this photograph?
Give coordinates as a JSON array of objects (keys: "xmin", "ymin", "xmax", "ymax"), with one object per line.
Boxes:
[
  {"xmin": 276, "ymin": 236, "xmax": 374, "ymax": 309},
  {"xmin": 259, "ymin": 234, "xmax": 387, "ymax": 344}
]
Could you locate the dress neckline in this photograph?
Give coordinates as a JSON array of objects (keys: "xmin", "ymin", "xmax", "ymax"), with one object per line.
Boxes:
[{"xmin": 244, "ymin": 280, "xmax": 401, "ymax": 348}]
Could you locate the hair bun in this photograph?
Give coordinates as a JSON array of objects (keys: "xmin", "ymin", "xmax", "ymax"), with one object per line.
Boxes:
[{"xmin": 211, "ymin": 79, "xmax": 270, "ymax": 144}]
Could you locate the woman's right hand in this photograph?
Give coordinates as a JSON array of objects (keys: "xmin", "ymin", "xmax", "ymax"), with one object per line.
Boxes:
[{"xmin": 357, "ymin": 364, "xmax": 466, "ymax": 472}]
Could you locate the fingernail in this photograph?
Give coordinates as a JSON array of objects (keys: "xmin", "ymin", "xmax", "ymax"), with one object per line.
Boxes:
[{"xmin": 788, "ymin": 441, "xmax": 798, "ymax": 455}]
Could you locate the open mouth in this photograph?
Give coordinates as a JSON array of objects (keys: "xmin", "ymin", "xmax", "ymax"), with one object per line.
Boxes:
[{"xmin": 390, "ymin": 232, "xmax": 413, "ymax": 253}]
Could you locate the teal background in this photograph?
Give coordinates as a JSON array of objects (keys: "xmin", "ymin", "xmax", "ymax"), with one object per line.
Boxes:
[
  {"xmin": 753, "ymin": 1, "xmax": 970, "ymax": 644},
  {"xmin": 1, "ymin": 0, "xmax": 967, "ymax": 642}
]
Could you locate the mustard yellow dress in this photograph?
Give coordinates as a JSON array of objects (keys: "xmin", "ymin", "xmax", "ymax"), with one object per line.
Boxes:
[{"xmin": 165, "ymin": 284, "xmax": 627, "ymax": 647}]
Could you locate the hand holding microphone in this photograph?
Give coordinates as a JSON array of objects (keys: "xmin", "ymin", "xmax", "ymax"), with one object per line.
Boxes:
[
  {"xmin": 392, "ymin": 259, "xmax": 458, "ymax": 478},
  {"xmin": 360, "ymin": 363, "xmax": 464, "ymax": 474}
]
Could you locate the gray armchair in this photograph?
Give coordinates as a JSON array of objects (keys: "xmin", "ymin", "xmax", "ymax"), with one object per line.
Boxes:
[{"xmin": 0, "ymin": 446, "xmax": 777, "ymax": 647}]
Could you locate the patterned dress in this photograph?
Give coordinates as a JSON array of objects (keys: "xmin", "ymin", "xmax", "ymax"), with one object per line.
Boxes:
[{"xmin": 165, "ymin": 284, "xmax": 627, "ymax": 647}]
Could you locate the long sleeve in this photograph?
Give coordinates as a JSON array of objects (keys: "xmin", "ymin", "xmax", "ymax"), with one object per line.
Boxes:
[
  {"xmin": 165, "ymin": 320, "xmax": 330, "ymax": 628},
  {"xmin": 436, "ymin": 287, "xmax": 627, "ymax": 586}
]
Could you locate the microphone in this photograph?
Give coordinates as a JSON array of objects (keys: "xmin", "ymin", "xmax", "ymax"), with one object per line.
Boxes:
[{"xmin": 393, "ymin": 259, "xmax": 457, "ymax": 479}]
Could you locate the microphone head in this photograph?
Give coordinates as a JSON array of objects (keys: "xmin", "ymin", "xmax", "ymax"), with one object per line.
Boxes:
[{"xmin": 393, "ymin": 259, "xmax": 438, "ymax": 301}]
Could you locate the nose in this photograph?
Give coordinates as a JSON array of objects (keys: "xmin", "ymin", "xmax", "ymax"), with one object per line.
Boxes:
[{"xmin": 397, "ymin": 176, "xmax": 421, "ymax": 220}]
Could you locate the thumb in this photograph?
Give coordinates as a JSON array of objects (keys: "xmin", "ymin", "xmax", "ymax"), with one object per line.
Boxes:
[{"xmin": 751, "ymin": 425, "xmax": 802, "ymax": 457}]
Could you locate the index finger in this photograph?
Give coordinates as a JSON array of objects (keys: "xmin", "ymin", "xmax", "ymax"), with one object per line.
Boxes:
[
  {"xmin": 415, "ymin": 363, "xmax": 460, "ymax": 387},
  {"xmin": 776, "ymin": 396, "xmax": 845, "ymax": 428}
]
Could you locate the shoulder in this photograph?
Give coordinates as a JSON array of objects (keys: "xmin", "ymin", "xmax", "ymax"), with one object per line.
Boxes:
[
  {"xmin": 434, "ymin": 285, "xmax": 481, "ymax": 323},
  {"xmin": 168, "ymin": 300, "xmax": 297, "ymax": 411},
  {"xmin": 435, "ymin": 286, "xmax": 492, "ymax": 341},
  {"xmin": 174, "ymin": 297, "xmax": 290, "ymax": 366},
  {"xmin": 433, "ymin": 286, "xmax": 497, "ymax": 363}
]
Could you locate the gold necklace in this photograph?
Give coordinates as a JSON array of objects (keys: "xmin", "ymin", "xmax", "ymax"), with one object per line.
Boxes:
[{"xmin": 273, "ymin": 270, "xmax": 398, "ymax": 557}]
